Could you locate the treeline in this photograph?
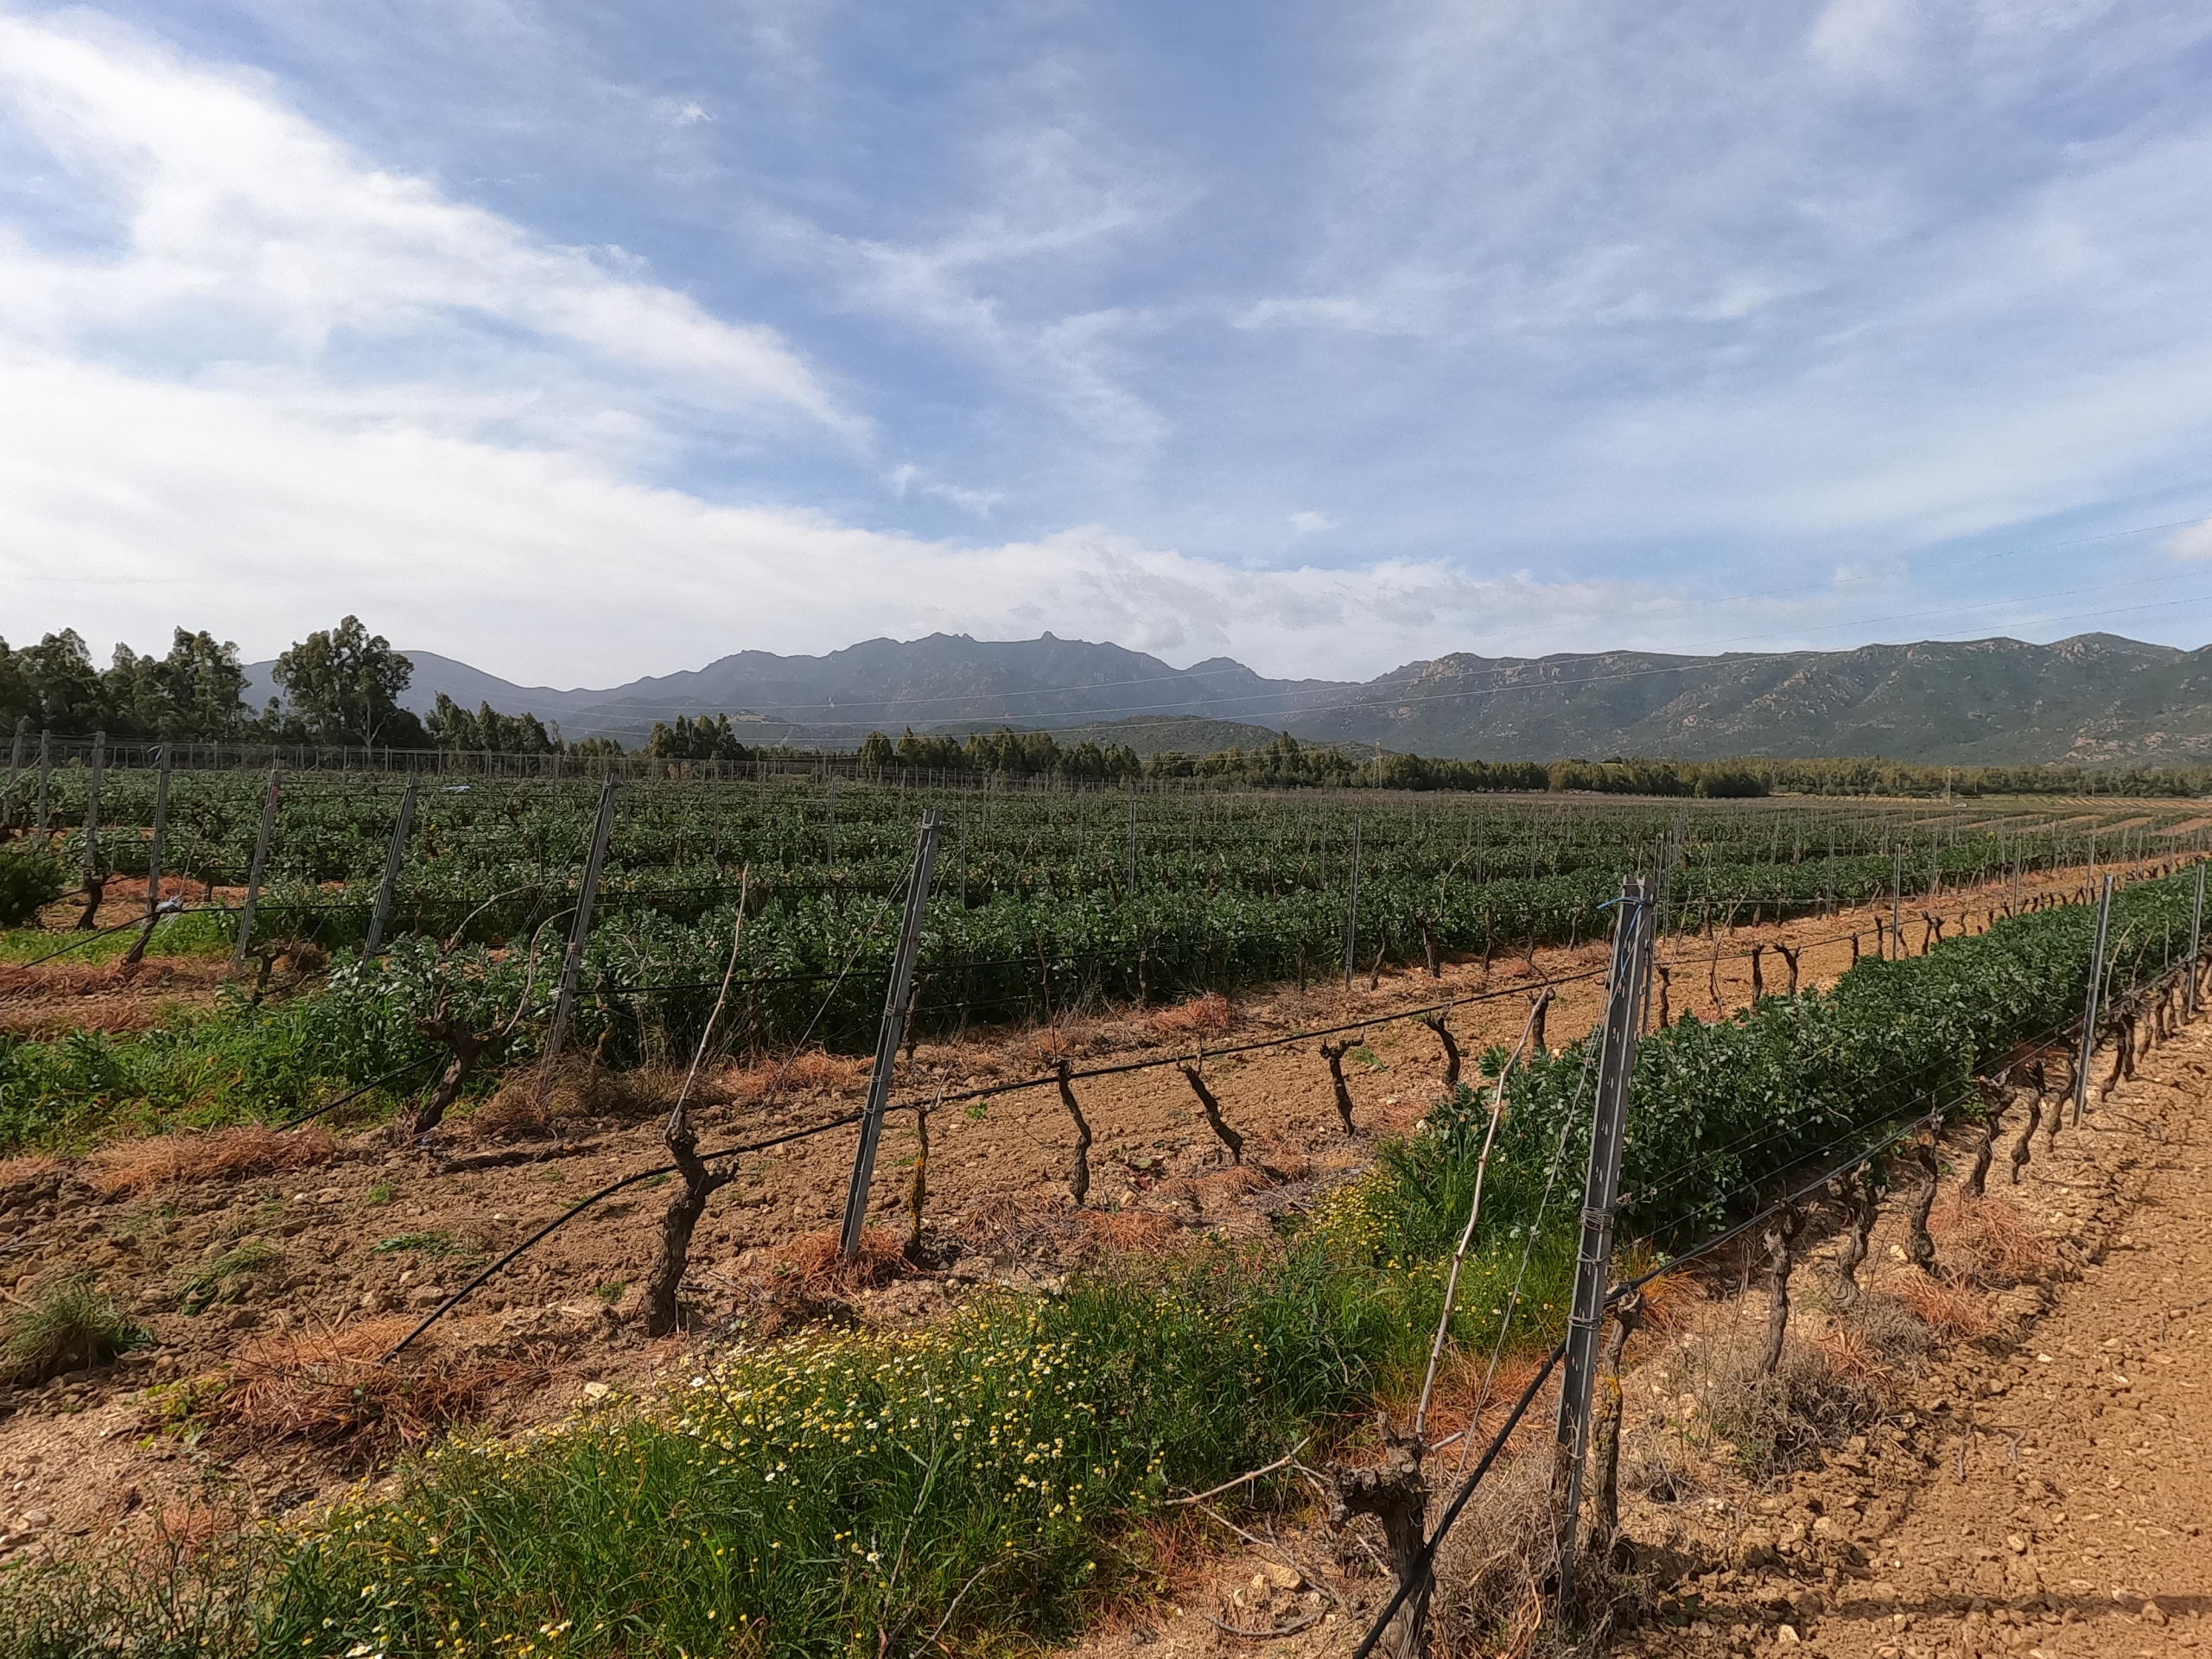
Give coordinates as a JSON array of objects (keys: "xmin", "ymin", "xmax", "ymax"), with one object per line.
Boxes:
[
  {"xmin": 1, "ymin": 619, "xmax": 448, "ymax": 752},
  {"xmin": 14, "ymin": 619, "xmax": 2212, "ymax": 798},
  {"xmin": 2, "ymin": 620, "xmax": 601, "ymax": 760}
]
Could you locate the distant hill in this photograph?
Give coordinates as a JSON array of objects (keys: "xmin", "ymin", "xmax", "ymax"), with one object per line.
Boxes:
[
  {"xmin": 1293, "ymin": 634, "xmax": 2212, "ymax": 766},
  {"xmin": 245, "ymin": 631, "xmax": 2212, "ymax": 766}
]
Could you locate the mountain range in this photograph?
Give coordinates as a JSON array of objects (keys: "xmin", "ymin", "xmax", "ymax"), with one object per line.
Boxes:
[{"xmin": 242, "ymin": 632, "xmax": 2212, "ymax": 766}]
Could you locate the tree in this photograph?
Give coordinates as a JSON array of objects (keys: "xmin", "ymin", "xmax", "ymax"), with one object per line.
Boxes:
[
  {"xmin": 0, "ymin": 631, "xmax": 105, "ymax": 734},
  {"xmin": 642, "ymin": 713, "xmax": 753, "ymax": 763},
  {"xmin": 105, "ymin": 629, "xmax": 252, "ymax": 739},
  {"xmin": 271, "ymin": 618, "xmax": 419, "ymax": 750},
  {"xmin": 429, "ymin": 694, "xmax": 559, "ymax": 754}
]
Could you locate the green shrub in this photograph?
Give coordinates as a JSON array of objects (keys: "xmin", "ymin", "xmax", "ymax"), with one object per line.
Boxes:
[{"xmin": 0, "ymin": 841, "xmax": 67, "ymax": 928}]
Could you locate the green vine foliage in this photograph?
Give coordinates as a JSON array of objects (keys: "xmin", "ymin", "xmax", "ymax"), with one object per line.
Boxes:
[{"xmin": 1446, "ymin": 868, "xmax": 2200, "ymax": 1253}]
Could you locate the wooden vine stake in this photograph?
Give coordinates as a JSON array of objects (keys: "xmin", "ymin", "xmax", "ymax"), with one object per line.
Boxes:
[
  {"xmin": 2009, "ymin": 1060, "xmax": 2046, "ymax": 1184},
  {"xmin": 1904, "ymin": 1123, "xmax": 1942, "ymax": 1277},
  {"xmin": 906, "ymin": 1092, "xmax": 932, "ymax": 1261},
  {"xmin": 1179, "ymin": 1055, "xmax": 1243, "ymax": 1164},
  {"xmin": 1328, "ymin": 1419, "xmax": 1430, "ymax": 1659},
  {"xmin": 1320, "ymin": 1040, "xmax": 1357, "ymax": 1134},
  {"xmin": 1963, "ymin": 1080, "xmax": 2010, "ymax": 1198},
  {"xmin": 1056, "ymin": 1058, "xmax": 1092, "ymax": 1205},
  {"xmin": 1777, "ymin": 942, "xmax": 1801, "ymax": 998}
]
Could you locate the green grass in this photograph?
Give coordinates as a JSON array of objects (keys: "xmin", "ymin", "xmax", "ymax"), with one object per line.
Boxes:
[
  {"xmin": 174, "ymin": 1240, "xmax": 283, "ymax": 1317},
  {"xmin": 0, "ymin": 1272, "xmax": 146, "ymax": 1382},
  {"xmin": 0, "ymin": 967, "xmax": 442, "ymax": 1157},
  {"xmin": 0, "ymin": 909, "xmax": 238, "ymax": 964}
]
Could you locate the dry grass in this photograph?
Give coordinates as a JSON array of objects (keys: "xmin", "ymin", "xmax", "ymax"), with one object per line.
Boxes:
[
  {"xmin": 1429, "ymin": 1450, "xmax": 1569, "ymax": 1657},
  {"xmin": 80, "ymin": 1125, "xmax": 337, "ymax": 1199},
  {"xmin": 1672, "ymin": 1330, "xmax": 1890, "ymax": 1477},
  {"xmin": 483, "ymin": 1059, "xmax": 687, "ymax": 1135},
  {"xmin": 1930, "ymin": 1193, "xmax": 2054, "ymax": 1286},
  {"xmin": 1888, "ymin": 1270, "xmax": 1999, "ymax": 1341},
  {"xmin": 1147, "ymin": 992, "xmax": 1234, "ymax": 1040},
  {"xmin": 1079, "ymin": 1209, "xmax": 1179, "ymax": 1253},
  {"xmin": 772, "ymin": 1050, "xmax": 871, "ymax": 1094},
  {"xmin": 219, "ymin": 1319, "xmax": 528, "ymax": 1467},
  {"xmin": 740, "ymin": 1225, "xmax": 919, "ymax": 1335},
  {"xmin": 0, "ymin": 1152, "xmax": 62, "ymax": 1192}
]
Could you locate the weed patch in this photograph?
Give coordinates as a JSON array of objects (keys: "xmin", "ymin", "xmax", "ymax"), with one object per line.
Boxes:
[{"xmin": 2, "ymin": 1271, "xmax": 145, "ymax": 1382}]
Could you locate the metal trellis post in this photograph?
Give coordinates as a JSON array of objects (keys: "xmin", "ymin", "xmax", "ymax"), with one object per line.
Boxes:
[
  {"xmin": 232, "ymin": 762, "xmax": 283, "ymax": 971},
  {"xmin": 1891, "ymin": 849, "xmax": 1903, "ymax": 958},
  {"xmin": 2190, "ymin": 861, "xmax": 2206, "ymax": 1019},
  {"xmin": 1344, "ymin": 817, "xmax": 1362, "ymax": 988},
  {"xmin": 84, "ymin": 729, "xmax": 105, "ymax": 878},
  {"xmin": 2072, "ymin": 874, "xmax": 2114, "ymax": 1128},
  {"xmin": 144, "ymin": 744, "xmax": 172, "ymax": 918},
  {"xmin": 840, "ymin": 811, "xmax": 941, "ymax": 1262},
  {"xmin": 1553, "ymin": 876, "xmax": 1656, "ymax": 1606},
  {"xmin": 362, "ymin": 777, "xmax": 418, "ymax": 957},
  {"xmin": 35, "ymin": 730, "xmax": 51, "ymax": 834},
  {"xmin": 2, "ymin": 715, "xmax": 24, "ymax": 830},
  {"xmin": 540, "ymin": 776, "xmax": 619, "ymax": 1079}
]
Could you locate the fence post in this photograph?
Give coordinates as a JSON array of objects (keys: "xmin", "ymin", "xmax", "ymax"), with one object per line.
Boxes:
[
  {"xmin": 2, "ymin": 715, "xmax": 24, "ymax": 830},
  {"xmin": 83, "ymin": 730, "xmax": 105, "ymax": 879},
  {"xmin": 2189, "ymin": 861, "xmax": 2205, "ymax": 1020},
  {"xmin": 1553, "ymin": 877, "xmax": 1656, "ymax": 1605},
  {"xmin": 1128, "ymin": 788, "xmax": 1137, "ymax": 893},
  {"xmin": 144, "ymin": 744, "xmax": 173, "ymax": 917},
  {"xmin": 362, "ymin": 778, "xmax": 419, "ymax": 957},
  {"xmin": 232, "ymin": 762, "xmax": 283, "ymax": 971},
  {"xmin": 35, "ymin": 730, "xmax": 51, "ymax": 833},
  {"xmin": 1891, "ymin": 849, "xmax": 1902, "ymax": 958},
  {"xmin": 840, "ymin": 810, "xmax": 941, "ymax": 1262},
  {"xmin": 2072, "ymin": 874, "xmax": 2114, "ymax": 1128},
  {"xmin": 1344, "ymin": 817, "xmax": 1362, "ymax": 988},
  {"xmin": 540, "ymin": 776, "xmax": 619, "ymax": 1079}
]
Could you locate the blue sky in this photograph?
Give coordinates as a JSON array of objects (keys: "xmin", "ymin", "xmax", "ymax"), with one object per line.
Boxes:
[{"xmin": 4, "ymin": 0, "xmax": 2212, "ymax": 686}]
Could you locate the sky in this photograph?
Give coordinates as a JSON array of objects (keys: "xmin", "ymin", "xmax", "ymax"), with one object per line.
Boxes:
[{"xmin": 4, "ymin": 0, "xmax": 2212, "ymax": 688}]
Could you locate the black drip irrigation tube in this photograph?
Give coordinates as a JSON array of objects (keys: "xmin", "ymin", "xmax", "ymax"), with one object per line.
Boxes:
[
  {"xmin": 277, "ymin": 1054, "xmax": 447, "ymax": 1130},
  {"xmin": 381, "ymin": 1110, "xmax": 868, "ymax": 1361}
]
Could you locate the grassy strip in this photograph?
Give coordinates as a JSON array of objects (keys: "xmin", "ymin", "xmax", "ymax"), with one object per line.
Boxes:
[
  {"xmin": 0, "ymin": 911, "xmax": 238, "ymax": 964},
  {"xmin": 0, "ymin": 940, "xmax": 537, "ymax": 1156}
]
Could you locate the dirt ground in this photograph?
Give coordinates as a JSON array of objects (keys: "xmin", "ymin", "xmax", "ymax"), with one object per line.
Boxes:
[{"xmin": 0, "ymin": 855, "xmax": 2187, "ymax": 1611}]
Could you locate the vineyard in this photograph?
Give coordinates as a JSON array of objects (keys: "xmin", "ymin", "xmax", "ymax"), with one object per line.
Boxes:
[
  {"xmin": 0, "ymin": 760, "xmax": 2204, "ymax": 1658},
  {"xmin": 3, "ymin": 757, "xmax": 2197, "ymax": 1074}
]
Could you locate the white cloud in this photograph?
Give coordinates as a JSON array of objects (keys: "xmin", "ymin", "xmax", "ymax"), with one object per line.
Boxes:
[
  {"xmin": 1287, "ymin": 511, "xmax": 1336, "ymax": 535},
  {"xmin": 0, "ymin": 11, "xmax": 853, "ymax": 440},
  {"xmin": 2168, "ymin": 518, "xmax": 2212, "ymax": 563},
  {"xmin": 0, "ymin": 346, "xmax": 1896, "ymax": 684}
]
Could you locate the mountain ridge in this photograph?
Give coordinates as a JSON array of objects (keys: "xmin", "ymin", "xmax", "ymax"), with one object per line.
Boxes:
[{"xmin": 243, "ymin": 631, "xmax": 2212, "ymax": 766}]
